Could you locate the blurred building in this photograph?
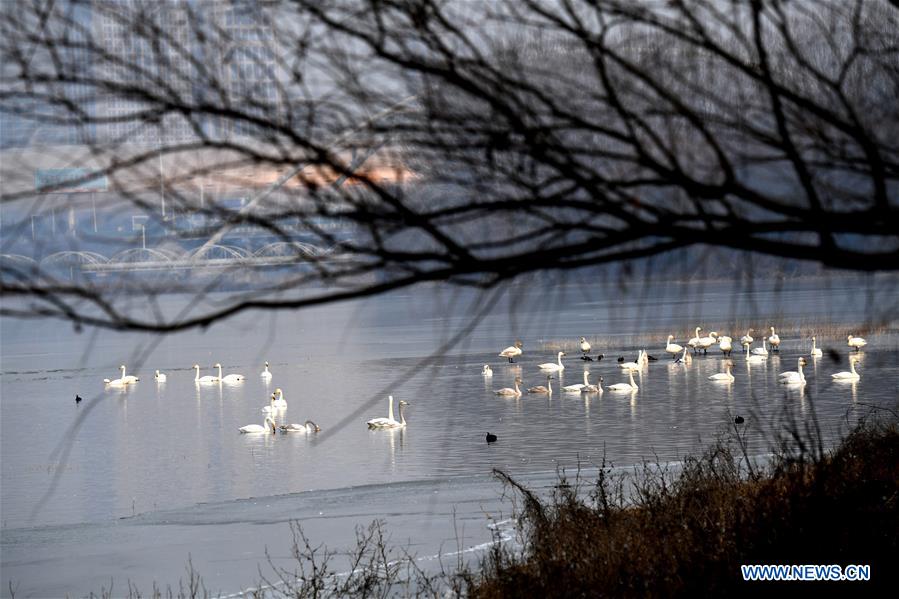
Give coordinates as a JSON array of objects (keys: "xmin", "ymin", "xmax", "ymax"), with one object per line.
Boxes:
[
  {"xmin": 0, "ymin": 0, "xmax": 94, "ymax": 148},
  {"xmin": 90, "ymin": 0, "xmax": 283, "ymax": 146}
]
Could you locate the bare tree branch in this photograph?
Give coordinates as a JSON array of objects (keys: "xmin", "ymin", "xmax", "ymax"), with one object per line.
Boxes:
[{"xmin": 1, "ymin": 0, "xmax": 897, "ymax": 332}]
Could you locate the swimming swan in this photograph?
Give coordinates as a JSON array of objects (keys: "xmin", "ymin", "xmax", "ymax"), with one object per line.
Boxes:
[
  {"xmin": 104, "ymin": 365, "xmax": 139, "ymax": 386},
  {"xmin": 751, "ymin": 337, "xmax": 769, "ymax": 356},
  {"xmin": 665, "ymin": 335, "xmax": 683, "ymax": 358},
  {"xmin": 708, "ymin": 361, "xmax": 735, "ymax": 382},
  {"xmin": 499, "ymin": 340, "xmax": 523, "ymax": 363},
  {"xmin": 367, "ymin": 397, "xmax": 409, "ymax": 429},
  {"xmin": 261, "ymin": 362, "xmax": 272, "ymax": 379},
  {"xmin": 619, "ymin": 350, "xmax": 644, "ymax": 371},
  {"xmin": 779, "ymin": 357, "xmax": 807, "ymax": 384},
  {"xmin": 280, "ymin": 420, "xmax": 321, "ymax": 433},
  {"xmin": 608, "ymin": 369, "xmax": 638, "ymax": 391},
  {"xmin": 121, "ymin": 366, "xmax": 139, "ymax": 384},
  {"xmin": 831, "ymin": 358, "xmax": 860, "ymax": 380},
  {"xmin": 494, "ymin": 378, "xmax": 523, "ymax": 397},
  {"xmin": 239, "ymin": 416, "xmax": 276, "ymax": 434},
  {"xmin": 104, "ymin": 365, "xmax": 129, "ymax": 386},
  {"xmin": 810, "ymin": 337, "xmax": 822, "ymax": 358},
  {"xmin": 261, "ymin": 393, "xmax": 285, "ymax": 414},
  {"xmin": 582, "ymin": 376, "xmax": 603, "ymax": 393},
  {"xmin": 639, "ymin": 349, "xmax": 651, "ymax": 366},
  {"xmin": 271, "ymin": 388, "xmax": 287, "ymax": 408},
  {"xmin": 154, "ymin": 369, "xmax": 167, "ymax": 382},
  {"xmin": 193, "ymin": 364, "xmax": 219, "ymax": 384},
  {"xmin": 674, "ymin": 347, "xmax": 692, "ymax": 364},
  {"xmin": 482, "ymin": 364, "xmax": 493, "ymax": 377},
  {"xmin": 372, "ymin": 394, "xmax": 394, "ymax": 423},
  {"xmin": 215, "ymin": 363, "xmax": 245, "ymax": 384},
  {"xmin": 538, "ymin": 352, "xmax": 566, "ymax": 371},
  {"xmin": 528, "ymin": 375, "xmax": 553, "ymax": 394},
  {"xmin": 847, "ymin": 335, "xmax": 867, "ymax": 351},
  {"xmin": 562, "ymin": 370, "xmax": 591, "ymax": 392}
]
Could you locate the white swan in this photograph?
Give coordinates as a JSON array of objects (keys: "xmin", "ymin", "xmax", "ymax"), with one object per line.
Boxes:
[
  {"xmin": 216, "ymin": 363, "xmax": 245, "ymax": 384},
  {"xmin": 687, "ymin": 327, "xmax": 702, "ymax": 353},
  {"xmin": 104, "ymin": 364, "xmax": 139, "ymax": 386},
  {"xmin": 608, "ymin": 369, "xmax": 638, "ymax": 391},
  {"xmin": 746, "ymin": 342, "xmax": 767, "ymax": 363},
  {"xmin": 482, "ymin": 364, "xmax": 493, "ymax": 377},
  {"xmin": 579, "ymin": 336, "xmax": 591, "ymax": 356},
  {"xmin": 261, "ymin": 361, "xmax": 272, "ymax": 379},
  {"xmin": 193, "ymin": 364, "xmax": 219, "ymax": 384},
  {"xmin": 528, "ymin": 375, "xmax": 553, "ymax": 394},
  {"xmin": 810, "ymin": 337, "xmax": 822, "ymax": 358},
  {"xmin": 740, "ymin": 329, "xmax": 754, "ymax": 349},
  {"xmin": 367, "ymin": 397, "xmax": 409, "ymax": 429},
  {"xmin": 367, "ymin": 395, "xmax": 395, "ymax": 426},
  {"xmin": 494, "ymin": 378, "xmax": 522, "ymax": 397},
  {"xmin": 562, "ymin": 370, "xmax": 591, "ymax": 392},
  {"xmin": 697, "ymin": 331, "xmax": 718, "ymax": 354},
  {"xmin": 103, "ymin": 365, "xmax": 127, "ymax": 386},
  {"xmin": 121, "ymin": 365, "xmax": 139, "ymax": 384},
  {"xmin": 831, "ymin": 358, "xmax": 860, "ymax": 380},
  {"xmin": 271, "ymin": 388, "xmax": 288, "ymax": 408},
  {"xmin": 239, "ymin": 416, "xmax": 276, "ymax": 434},
  {"xmin": 674, "ymin": 347, "xmax": 692, "ymax": 364},
  {"xmin": 665, "ymin": 335, "xmax": 683, "ymax": 358},
  {"xmin": 847, "ymin": 334, "xmax": 867, "ymax": 351},
  {"xmin": 583, "ymin": 376, "xmax": 603, "ymax": 393},
  {"xmin": 751, "ymin": 337, "xmax": 768, "ymax": 356},
  {"xmin": 639, "ymin": 349, "xmax": 650, "ymax": 366},
  {"xmin": 280, "ymin": 420, "xmax": 321, "ymax": 433},
  {"xmin": 538, "ymin": 351, "xmax": 566, "ymax": 371},
  {"xmin": 498, "ymin": 340, "xmax": 523, "ymax": 363},
  {"xmin": 718, "ymin": 336, "xmax": 733, "ymax": 356},
  {"xmin": 261, "ymin": 392, "xmax": 286, "ymax": 414},
  {"xmin": 618, "ymin": 350, "xmax": 643, "ymax": 371},
  {"xmin": 708, "ymin": 361, "xmax": 735, "ymax": 382},
  {"xmin": 154, "ymin": 369, "xmax": 167, "ymax": 382},
  {"xmin": 779, "ymin": 357, "xmax": 807, "ymax": 385},
  {"xmin": 768, "ymin": 327, "xmax": 781, "ymax": 352}
]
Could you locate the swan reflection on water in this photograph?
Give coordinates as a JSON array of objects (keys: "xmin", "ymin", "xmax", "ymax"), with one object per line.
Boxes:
[{"xmin": 833, "ymin": 379, "xmax": 859, "ymax": 403}]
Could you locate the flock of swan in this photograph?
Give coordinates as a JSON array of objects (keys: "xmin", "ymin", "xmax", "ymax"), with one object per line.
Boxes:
[
  {"xmin": 488, "ymin": 329, "xmax": 869, "ymax": 396},
  {"xmin": 97, "ymin": 328, "xmax": 868, "ymax": 440},
  {"xmin": 101, "ymin": 362, "xmax": 321, "ymax": 435},
  {"xmin": 101, "ymin": 360, "xmax": 411, "ymax": 434}
]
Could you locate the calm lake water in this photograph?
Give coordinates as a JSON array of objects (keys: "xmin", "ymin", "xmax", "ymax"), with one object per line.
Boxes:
[{"xmin": 2, "ymin": 276, "xmax": 898, "ymax": 596}]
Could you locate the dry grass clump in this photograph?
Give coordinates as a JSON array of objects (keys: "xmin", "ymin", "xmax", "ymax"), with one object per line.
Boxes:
[
  {"xmin": 71, "ymin": 412, "xmax": 898, "ymax": 598},
  {"xmin": 470, "ymin": 414, "xmax": 899, "ymax": 598}
]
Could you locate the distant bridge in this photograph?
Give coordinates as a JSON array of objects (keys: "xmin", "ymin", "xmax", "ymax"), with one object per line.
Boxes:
[{"xmin": 2, "ymin": 241, "xmax": 340, "ymax": 277}]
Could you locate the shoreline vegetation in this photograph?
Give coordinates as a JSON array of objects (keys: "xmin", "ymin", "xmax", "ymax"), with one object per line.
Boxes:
[{"xmin": 63, "ymin": 407, "xmax": 898, "ymax": 598}]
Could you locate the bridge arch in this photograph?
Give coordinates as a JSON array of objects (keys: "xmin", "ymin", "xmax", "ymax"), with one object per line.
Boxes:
[
  {"xmin": 109, "ymin": 248, "xmax": 179, "ymax": 263},
  {"xmin": 253, "ymin": 241, "xmax": 330, "ymax": 259},
  {"xmin": 40, "ymin": 251, "xmax": 108, "ymax": 268},
  {"xmin": 0, "ymin": 254, "xmax": 39, "ymax": 270},
  {"xmin": 188, "ymin": 244, "xmax": 250, "ymax": 261}
]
